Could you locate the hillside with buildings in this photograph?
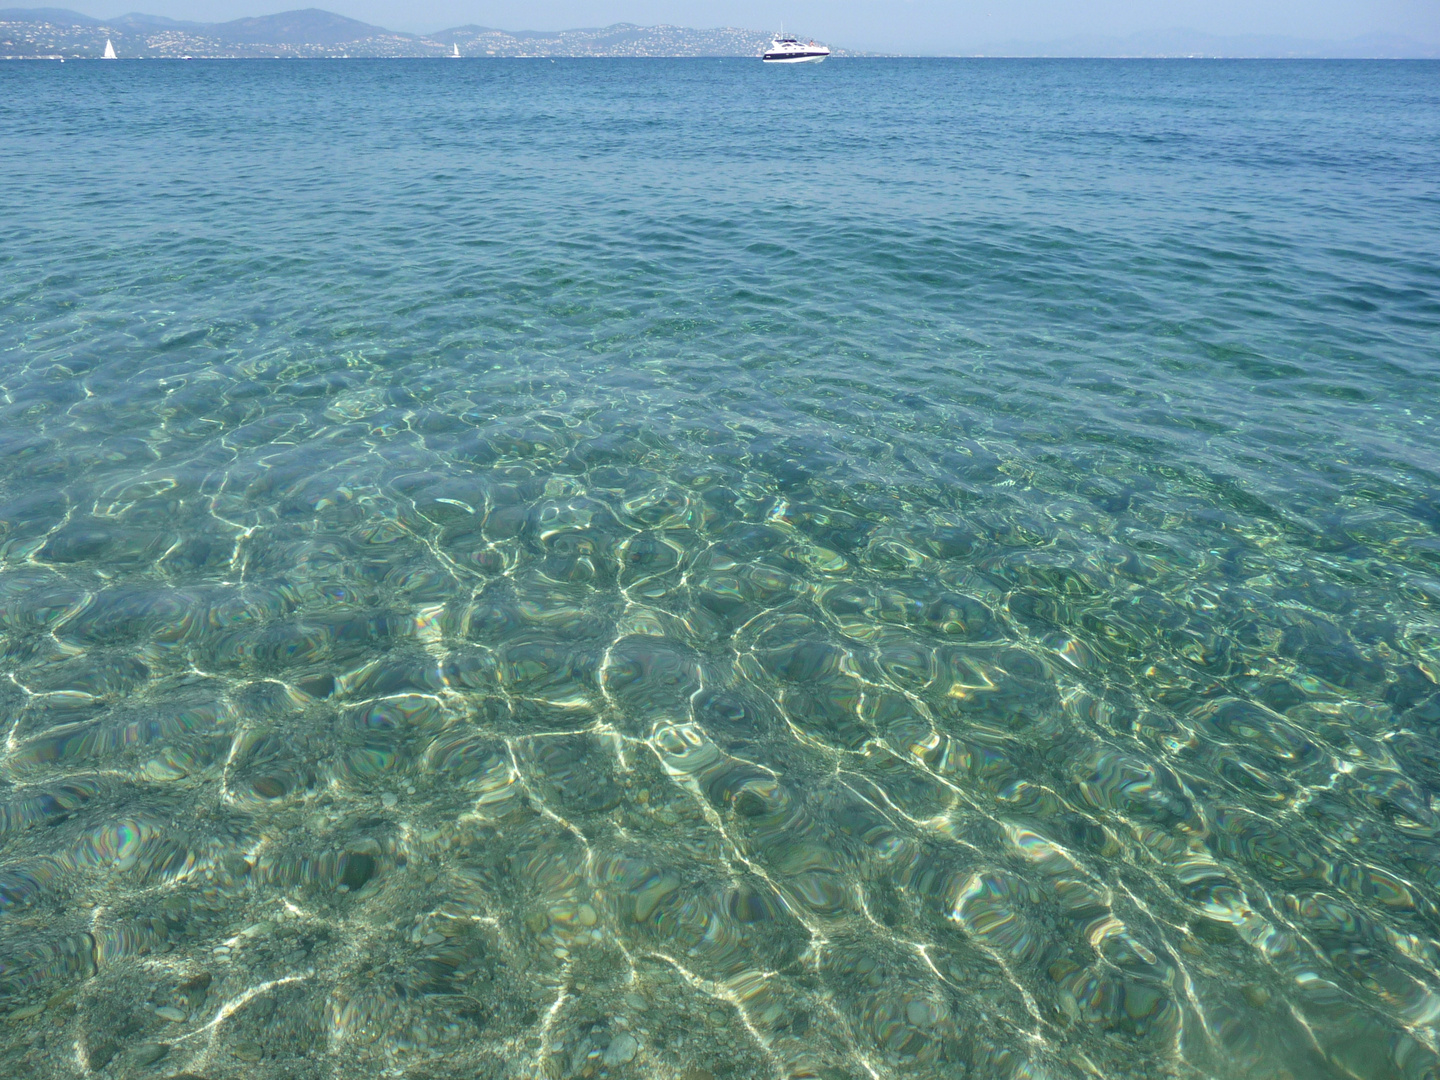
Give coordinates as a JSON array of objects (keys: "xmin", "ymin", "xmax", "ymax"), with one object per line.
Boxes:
[{"xmin": 0, "ymin": 8, "xmax": 855, "ymax": 58}]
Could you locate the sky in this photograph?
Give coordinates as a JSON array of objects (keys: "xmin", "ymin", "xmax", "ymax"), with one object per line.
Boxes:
[{"xmin": 45, "ymin": 0, "xmax": 1440, "ymax": 53}]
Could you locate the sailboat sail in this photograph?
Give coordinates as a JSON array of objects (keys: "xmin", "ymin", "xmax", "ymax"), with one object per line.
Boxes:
[
  {"xmin": 452, "ymin": 43, "xmax": 460, "ymax": 58},
  {"xmin": 102, "ymin": 38, "xmax": 117, "ymax": 59}
]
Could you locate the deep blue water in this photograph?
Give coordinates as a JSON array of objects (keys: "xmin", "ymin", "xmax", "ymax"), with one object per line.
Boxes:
[{"xmin": 1, "ymin": 57, "xmax": 1439, "ymax": 1080}]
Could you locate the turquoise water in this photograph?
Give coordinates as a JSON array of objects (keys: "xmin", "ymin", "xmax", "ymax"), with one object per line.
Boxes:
[{"xmin": 1, "ymin": 57, "xmax": 1439, "ymax": 1079}]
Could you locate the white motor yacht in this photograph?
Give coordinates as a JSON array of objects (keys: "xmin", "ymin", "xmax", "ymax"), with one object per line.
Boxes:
[{"xmin": 762, "ymin": 35, "xmax": 830, "ymax": 63}]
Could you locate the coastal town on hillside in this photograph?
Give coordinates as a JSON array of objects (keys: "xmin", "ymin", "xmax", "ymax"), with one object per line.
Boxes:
[
  {"xmin": 0, "ymin": 8, "xmax": 858, "ymax": 58},
  {"xmin": 3, "ymin": 8, "xmax": 1435, "ymax": 59}
]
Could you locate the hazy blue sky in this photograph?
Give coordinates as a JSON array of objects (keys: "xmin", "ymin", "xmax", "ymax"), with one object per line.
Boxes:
[{"xmin": 51, "ymin": 0, "xmax": 1440, "ymax": 52}]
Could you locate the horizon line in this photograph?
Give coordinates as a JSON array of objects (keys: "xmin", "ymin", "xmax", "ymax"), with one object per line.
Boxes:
[
  {"xmin": 8, "ymin": 54, "xmax": 1440, "ymax": 60},
  {"xmin": 2, "ymin": 10, "xmax": 1437, "ymax": 59}
]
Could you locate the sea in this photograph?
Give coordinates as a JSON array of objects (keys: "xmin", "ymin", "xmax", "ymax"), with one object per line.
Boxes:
[{"xmin": 1, "ymin": 57, "xmax": 1438, "ymax": 1080}]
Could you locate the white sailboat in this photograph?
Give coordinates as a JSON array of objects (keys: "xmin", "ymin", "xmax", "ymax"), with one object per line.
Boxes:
[
  {"xmin": 102, "ymin": 38, "xmax": 117, "ymax": 59},
  {"xmin": 451, "ymin": 43, "xmax": 461, "ymax": 58}
]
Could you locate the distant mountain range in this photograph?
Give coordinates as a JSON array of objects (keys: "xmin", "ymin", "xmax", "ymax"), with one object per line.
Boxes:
[
  {"xmin": 1, "ymin": 9, "xmax": 1436, "ymax": 59},
  {"xmin": 0, "ymin": 7, "xmax": 844, "ymax": 57},
  {"xmin": 972, "ymin": 29, "xmax": 1440, "ymax": 59}
]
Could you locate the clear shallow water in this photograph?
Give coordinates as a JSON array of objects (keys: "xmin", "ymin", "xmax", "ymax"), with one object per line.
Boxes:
[{"xmin": 1, "ymin": 56, "xmax": 1439, "ymax": 1080}]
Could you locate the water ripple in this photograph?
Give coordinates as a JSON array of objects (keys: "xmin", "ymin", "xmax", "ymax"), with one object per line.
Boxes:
[{"xmin": 0, "ymin": 56, "xmax": 1438, "ymax": 1080}]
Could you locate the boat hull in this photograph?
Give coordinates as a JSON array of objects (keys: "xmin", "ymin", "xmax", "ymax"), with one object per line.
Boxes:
[{"xmin": 762, "ymin": 53, "xmax": 828, "ymax": 63}]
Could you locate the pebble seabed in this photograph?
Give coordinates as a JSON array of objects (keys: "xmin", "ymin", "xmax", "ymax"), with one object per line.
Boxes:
[{"xmin": 2, "ymin": 368, "xmax": 1439, "ymax": 1080}]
